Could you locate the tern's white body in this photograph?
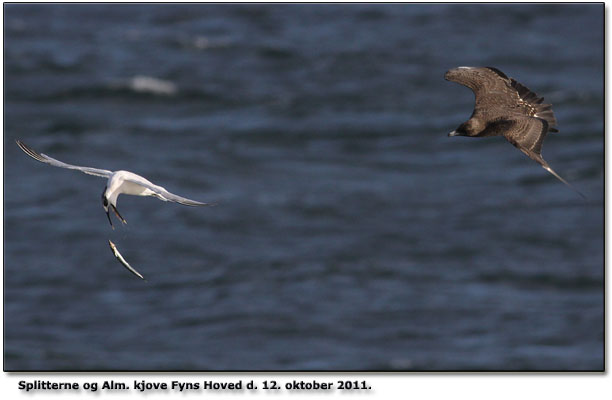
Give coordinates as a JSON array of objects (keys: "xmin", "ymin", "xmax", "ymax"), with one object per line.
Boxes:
[
  {"xmin": 105, "ymin": 171, "xmax": 161, "ymax": 205},
  {"xmin": 16, "ymin": 140, "xmax": 213, "ymax": 227}
]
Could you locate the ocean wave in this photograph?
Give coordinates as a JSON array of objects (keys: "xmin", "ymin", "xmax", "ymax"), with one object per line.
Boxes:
[{"xmin": 122, "ymin": 75, "xmax": 178, "ymax": 96}]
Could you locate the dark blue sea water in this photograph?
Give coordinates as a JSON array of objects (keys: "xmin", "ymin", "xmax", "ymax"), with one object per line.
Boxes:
[{"xmin": 4, "ymin": 4, "xmax": 603, "ymax": 371}]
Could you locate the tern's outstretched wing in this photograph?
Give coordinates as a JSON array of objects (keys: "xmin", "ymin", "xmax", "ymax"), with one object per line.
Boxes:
[
  {"xmin": 108, "ymin": 240, "xmax": 146, "ymax": 280},
  {"xmin": 16, "ymin": 139, "xmax": 112, "ymax": 178},
  {"xmin": 123, "ymin": 175, "xmax": 214, "ymax": 206}
]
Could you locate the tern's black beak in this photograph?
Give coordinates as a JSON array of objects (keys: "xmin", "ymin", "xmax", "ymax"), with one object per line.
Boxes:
[
  {"xmin": 102, "ymin": 189, "xmax": 114, "ymax": 228},
  {"xmin": 111, "ymin": 204, "xmax": 127, "ymax": 225},
  {"xmin": 106, "ymin": 209, "xmax": 114, "ymax": 229}
]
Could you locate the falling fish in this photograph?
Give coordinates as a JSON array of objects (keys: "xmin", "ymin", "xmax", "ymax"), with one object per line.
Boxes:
[{"xmin": 108, "ymin": 240, "xmax": 146, "ymax": 281}]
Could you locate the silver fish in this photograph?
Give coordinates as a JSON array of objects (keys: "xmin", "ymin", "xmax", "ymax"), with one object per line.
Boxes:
[{"xmin": 108, "ymin": 240, "xmax": 146, "ymax": 281}]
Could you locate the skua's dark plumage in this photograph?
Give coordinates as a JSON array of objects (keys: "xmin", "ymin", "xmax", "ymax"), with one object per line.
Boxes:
[{"xmin": 445, "ymin": 66, "xmax": 584, "ymax": 198}]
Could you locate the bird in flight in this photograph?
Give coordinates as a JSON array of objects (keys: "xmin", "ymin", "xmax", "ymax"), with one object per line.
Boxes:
[
  {"xmin": 444, "ymin": 66, "xmax": 584, "ymax": 198},
  {"xmin": 16, "ymin": 139, "xmax": 214, "ymax": 228}
]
